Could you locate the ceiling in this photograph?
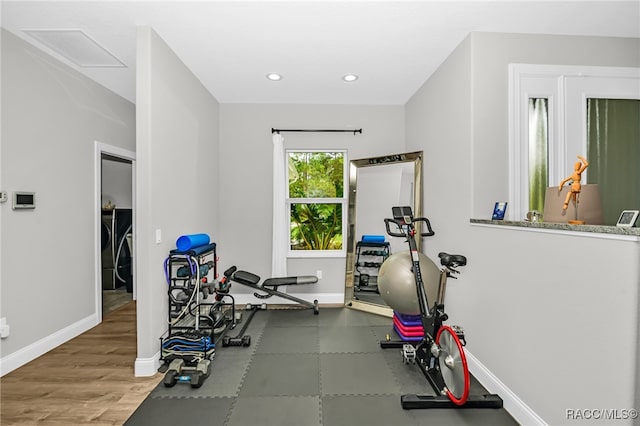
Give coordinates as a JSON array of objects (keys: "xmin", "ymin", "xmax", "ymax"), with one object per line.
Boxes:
[{"xmin": 2, "ymin": 1, "xmax": 639, "ymax": 105}]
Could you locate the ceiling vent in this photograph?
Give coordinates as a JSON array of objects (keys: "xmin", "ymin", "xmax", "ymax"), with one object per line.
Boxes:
[{"xmin": 23, "ymin": 29, "xmax": 126, "ymax": 68}]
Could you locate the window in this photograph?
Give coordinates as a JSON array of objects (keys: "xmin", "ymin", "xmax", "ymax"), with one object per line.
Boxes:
[
  {"xmin": 509, "ymin": 64, "xmax": 640, "ymax": 222},
  {"xmin": 528, "ymin": 98, "xmax": 549, "ymax": 214},
  {"xmin": 287, "ymin": 150, "xmax": 346, "ymax": 255},
  {"xmin": 587, "ymin": 98, "xmax": 640, "ymax": 224}
]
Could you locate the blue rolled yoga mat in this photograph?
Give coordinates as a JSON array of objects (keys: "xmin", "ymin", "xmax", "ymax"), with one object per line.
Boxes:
[
  {"xmin": 361, "ymin": 235, "xmax": 385, "ymax": 243},
  {"xmin": 176, "ymin": 233, "xmax": 210, "ymax": 251}
]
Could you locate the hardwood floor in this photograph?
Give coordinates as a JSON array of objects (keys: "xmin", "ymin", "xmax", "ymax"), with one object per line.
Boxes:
[
  {"xmin": 1, "ymin": 302, "xmax": 162, "ymax": 425},
  {"xmin": 102, "ymin": 288, "xmax": 133, "ymax": 316}
]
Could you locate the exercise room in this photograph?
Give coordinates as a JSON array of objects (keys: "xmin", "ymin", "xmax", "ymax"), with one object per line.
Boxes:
[{"xmin": 1, "ymin": 2, "xmax": 639, "ymax": 425}]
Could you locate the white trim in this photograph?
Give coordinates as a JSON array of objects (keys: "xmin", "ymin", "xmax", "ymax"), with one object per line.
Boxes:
[
  {"xmin": 134, "ymin": 351, "xmax": 161, "ymax": 377},
  {"xmin": 94, "ymin": 141, "xmax": 136, "ymax": 325},
  {"xmin": 288, "ymin": 250, "xmax": 346, "ymax": 259},
  {"xmin": 508, "ymin": 64, "xmax": 640, "ymax": 222},
  {"xmin": 0, "ymin": 314, "xmax": 98, "ymax": 376},
  {"xmin": 465, "ymin": 349, "xmax": 547, "ymax": 426}
]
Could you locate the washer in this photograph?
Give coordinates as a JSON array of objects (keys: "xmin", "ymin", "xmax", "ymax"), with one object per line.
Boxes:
[{"xmin": 101, "ymin": 210, "xmax": 116, "ymax": 289}]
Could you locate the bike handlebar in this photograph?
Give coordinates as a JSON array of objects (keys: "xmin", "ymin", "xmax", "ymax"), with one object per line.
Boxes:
[{"xmin": 384, "ymin": 217, "xmax": 435, "ymax": 238}]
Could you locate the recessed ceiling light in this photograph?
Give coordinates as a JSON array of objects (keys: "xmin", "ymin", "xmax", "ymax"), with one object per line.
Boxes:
[
  {"xmin": 266, "ymin": 73, "xmax": 283, "ymax": 81},
  {"xmin": 343, "ymin": 74, "xmax": 359, "ymax": 82}
]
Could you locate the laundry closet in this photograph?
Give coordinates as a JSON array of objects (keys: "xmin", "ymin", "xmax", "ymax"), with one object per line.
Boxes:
[{"xmin": 100, "ymin": 154, "xmax": 134, "ymax": 310}]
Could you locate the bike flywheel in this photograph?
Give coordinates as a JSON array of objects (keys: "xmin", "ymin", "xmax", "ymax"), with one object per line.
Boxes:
[{"xmin": 436, "ymin": 325, "xmax": 470, "ymax": 405}]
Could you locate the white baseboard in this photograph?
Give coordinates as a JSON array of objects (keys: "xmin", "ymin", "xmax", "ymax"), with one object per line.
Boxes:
[
  {"xmin": 0, "ymin": 313, "xmax": 98, "ymax": 377},
  {"xmin": 135, "ymin": 351, "xmax": 161, "ymax": 377},
  {"xmin": 465, "ymin": 349, "xmax": 547, "ymax": 426}
]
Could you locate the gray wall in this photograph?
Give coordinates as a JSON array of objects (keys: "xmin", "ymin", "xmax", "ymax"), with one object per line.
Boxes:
[
  {"xmin": 101, "ymin": 159, "xmax": 133, "ymax": 209},
  {"xmin": 135, "ymin": 27, "xmax": 220, "ymax": 364},
  {"xmin": 406, "ymin": 32, "xmax": 640, "ymax": 425},
  {"xmin": 218, "ymin": 104, "xmax": 405, "ymax": 302},
  {"xmin": 471, "ymin": 33, "xmax": 640, "ymax": 217},
  {"xmin": 355, "ymin": 162, "xmax": 414, "ymax": 255},
  {"xmin": 0, "ymin": 29, "xmax": 135, "ymax": 360}
]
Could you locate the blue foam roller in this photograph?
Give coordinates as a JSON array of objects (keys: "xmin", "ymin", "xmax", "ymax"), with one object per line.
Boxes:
[
  {"xmin": 176, "ymin": 233, "xmax": 210, "ymax": 251},
  {"xmin": 170, "ymin": 242, "xmax": 216, "ymax": 256},
  {"xmin": 361, "ymin": 235, "xmax": 385, "ymax": 243}
]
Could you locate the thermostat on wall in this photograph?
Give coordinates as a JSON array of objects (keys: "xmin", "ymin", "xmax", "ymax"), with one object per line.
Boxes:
[{"xmin": 13, "ymin": 192, "xmax": 35, "ymax": 210}]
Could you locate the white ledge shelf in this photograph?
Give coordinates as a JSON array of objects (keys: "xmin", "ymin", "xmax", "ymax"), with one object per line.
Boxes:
[{"xmin": 470, "ymin": 219, "xmax": 640, "ymax": 241}]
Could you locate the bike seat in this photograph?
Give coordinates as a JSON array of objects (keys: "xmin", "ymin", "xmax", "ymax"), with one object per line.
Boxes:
[{"xmin": 438, "ymin": 252, "xmax": 467, "ymax": 268}]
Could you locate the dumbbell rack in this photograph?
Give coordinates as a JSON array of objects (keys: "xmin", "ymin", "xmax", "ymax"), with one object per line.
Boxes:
[
  {"xmin": 165, "ymin": 243, "xmax": 219, "ymax": 335},
  {"xmin": 354, "ymin": 241, "xmax": 390, "ymax": 292},
  {"xmin": 160, "ymin": 243, "xmax": 236, "ymax": 388}
]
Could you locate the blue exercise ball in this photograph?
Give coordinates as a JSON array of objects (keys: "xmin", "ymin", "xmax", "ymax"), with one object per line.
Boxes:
[{"xmin": 378, "ymin": 250, "xmax": 440, "ymax": 315}]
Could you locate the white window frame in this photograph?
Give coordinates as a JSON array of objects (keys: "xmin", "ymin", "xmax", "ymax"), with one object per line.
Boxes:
[
  {"xmin": 286, "ymin": 149, "xmax": 348, "ymax": 258},
  {"xmin": 508, "ymin": 64, "xmax": 640, "ymax": 221}
]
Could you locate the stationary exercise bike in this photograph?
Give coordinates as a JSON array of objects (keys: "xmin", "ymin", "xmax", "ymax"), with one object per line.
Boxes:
[{"xmin": 380, "ymin": 206, "xmax": 502, "ymax": 409}]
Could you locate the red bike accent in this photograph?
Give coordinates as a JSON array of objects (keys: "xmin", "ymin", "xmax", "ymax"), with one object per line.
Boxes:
[{"xmin": 436, "ymin": 325, "xmax": 470, "ymax": 405}]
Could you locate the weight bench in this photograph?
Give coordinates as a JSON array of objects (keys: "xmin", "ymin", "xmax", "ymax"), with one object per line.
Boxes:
[{"xmin": 224, "ymin": 266, "xmax": 319, "ymax": 314}]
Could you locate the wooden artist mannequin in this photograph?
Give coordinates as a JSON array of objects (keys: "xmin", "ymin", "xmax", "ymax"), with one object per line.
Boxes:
[{"xmin": 559, "ymin": 155, "xmax": 589, "ymax": 211}]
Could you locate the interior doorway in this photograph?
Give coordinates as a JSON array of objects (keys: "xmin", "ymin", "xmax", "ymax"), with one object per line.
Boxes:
[{"xmin": 95, "ymin": 141, "xmax": 136, "ymax": 322}]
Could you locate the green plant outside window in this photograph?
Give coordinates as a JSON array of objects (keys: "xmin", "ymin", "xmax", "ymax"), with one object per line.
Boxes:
[{"xmin": 288, "ymin": 152, "xmax": 345, "ymax": 251}]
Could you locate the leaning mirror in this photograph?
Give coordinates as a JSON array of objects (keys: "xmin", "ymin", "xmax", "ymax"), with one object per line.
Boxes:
[{"xmin": 344, "ymin": 151, "xmax": 423, "ymax": 316}]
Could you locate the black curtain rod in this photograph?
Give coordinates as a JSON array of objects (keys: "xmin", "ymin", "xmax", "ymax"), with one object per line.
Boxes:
[{"xmin": 272, "ymin": 128, "xmax": 362, "ymax": 135}]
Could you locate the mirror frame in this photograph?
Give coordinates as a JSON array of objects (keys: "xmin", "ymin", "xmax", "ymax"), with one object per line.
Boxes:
[{"xmin": 344, "ymin": 151, "xmax": 423, "ymax": 316}]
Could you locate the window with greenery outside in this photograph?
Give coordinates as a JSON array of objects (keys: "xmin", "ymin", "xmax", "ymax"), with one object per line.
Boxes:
[{"xmin": 288, "ymin": 151, "xmax": 345, "ymax": 251}]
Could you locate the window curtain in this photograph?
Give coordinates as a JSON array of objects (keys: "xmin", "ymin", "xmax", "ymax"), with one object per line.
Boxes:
[
  {"xmin": 528, "ymin": 98, "xmax": 549, "ymax": 213},
  {"xmin": 272, "ymin": 133, "xmax": 288, "ymax": 277},
  {"xmin": 587, "ymin": 99, "xmax": 640, "ymax": 225}
]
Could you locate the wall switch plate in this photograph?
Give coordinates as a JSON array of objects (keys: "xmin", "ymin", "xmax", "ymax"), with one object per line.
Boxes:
[
  {"xmin": 0, "ymin": 191, "xmax": 7, "ymax": 203},
  {"xmin": 155, "ymin": 229, "xmax": 162, "ymax": 244},
  {"xmin": 316, "ymin": 270, "xmax": 323, "ymax": 279},
  {"xmin": 0, "ymin": 317, "xmax": 10, "ymax": 338}
]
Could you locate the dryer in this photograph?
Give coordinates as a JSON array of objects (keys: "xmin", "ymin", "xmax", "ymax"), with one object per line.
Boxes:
[
  {"xmin": 101, "ymin": 208, "xmax": 132, "ymax": 290},
  {"xmin": 101, "ymin": 210, "xmax": 116, "ymax": 289}
]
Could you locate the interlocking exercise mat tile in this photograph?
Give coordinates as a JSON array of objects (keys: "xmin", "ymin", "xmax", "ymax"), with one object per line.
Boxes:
[
  {"xmin": 266, "ymin": 309, "xmax": 319, "ymax": 327},
  {"xmin": 318, "ymin": 326, "xmax": 381, "ymax": 353},
  {"xmin": 409, "ymin": 406, "xmax": 520, "ymax": 426},
  {"xmin": 150, "ymin": 351, "xmax": 253, "ymax": 399},
  {"xmin": 124, "ymin": 396, "xmax": 233, "ymax": 426},
  {"xmin": 227, "ymin": 396, "xmax": 321, "ymax": 426},
  {"xmin": 316, "ymin": 307, "xmax": 377, "ymax": 327},
  {"xmin": 321, "ymin": 394, "xmax": 416, "ymax": 426},
  {"xmin": 255, "ymin": 326, "xmax": 320, "ymax": 354},
  {"xmin": 239, "ymin": 353, "xmax": 320, "ymax": 397},
  {"xmin": 320, "ymin": 352, "xmax": 401, "ymax": 396}
]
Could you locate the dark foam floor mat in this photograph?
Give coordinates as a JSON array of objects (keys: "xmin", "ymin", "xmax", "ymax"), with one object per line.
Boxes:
[
  {"xmin": 255, "ymin": 326, "xmax": 320, "ymax": 354},
  {"xmin": 227, "ymin": 396, "xmax": 321, "ymax": 426},
  {"xmin": 149, "ymin": 351, "xmax": 252, "ymax": 399},
  {"xmin": 239, "ymin": 353, "xmax": 320, "ymax": 397},
  {"xmin": 266, "ymin": 308, "xmax": 319, "ymax": 327},
  {"xmin": 124, "ymin": 396, "xmax": 234, "ymax": 426},
  {"xmin": 322, "ymin": 395, "xmax": 416, "ymax": 426},
  {"xmin": 319, "ymin": 326, "xmax": 381, "ymax": 353},
  {"xmin": 129, "ymin": 307, "xmax": 519, "ymax": 426},
  {"xmin": 320, "ymin": 352, "xmax": 401, "ymax": 396}
]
